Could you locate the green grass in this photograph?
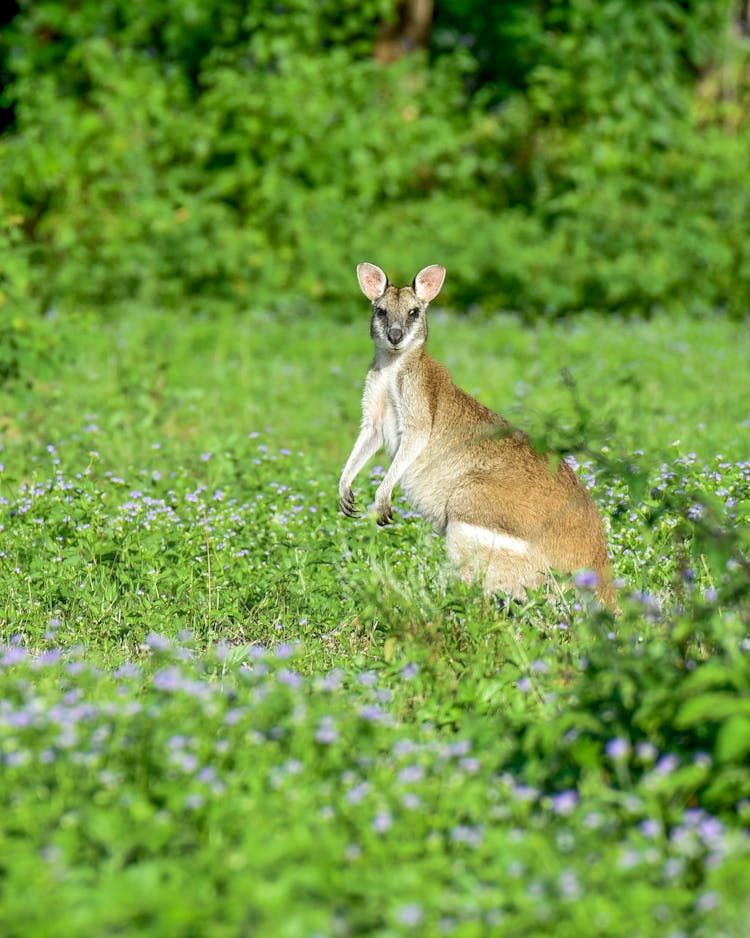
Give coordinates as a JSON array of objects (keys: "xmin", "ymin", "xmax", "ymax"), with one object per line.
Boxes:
[
  {"xmin": 5, "ymin": 307, "xmax": 748, "ymax": 467},
  {"xmin": 1, "ymin": 306, "xmax": 749, "ymax": 936}
]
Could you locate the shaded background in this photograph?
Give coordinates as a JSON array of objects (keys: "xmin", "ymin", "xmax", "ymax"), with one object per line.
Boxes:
[{"xmin": 1, "ymin": 0, "xmax": 749, "ymax": 318}]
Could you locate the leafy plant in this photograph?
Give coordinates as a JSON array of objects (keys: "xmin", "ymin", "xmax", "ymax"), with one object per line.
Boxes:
[{"xmin": 1, "ymin": 1, "xmax": 749, "ymax": 317}]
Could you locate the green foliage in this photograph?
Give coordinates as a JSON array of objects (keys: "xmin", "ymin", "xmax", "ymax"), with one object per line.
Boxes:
[
  {"xmin": 435, "ymin": 0, "xmax": 730, "ymax": 99},
  {"xmin": 1, "ymin": 0, "xmax": 749, "ymax": 317},
  {"xmin": 513, "ymin": 0, "xmax": 750, "ymax": 316},
  {"xmin": 0, "ymin": 307, "xmax": 749, "ymax": 933},
  {"xmin": 3, "ymin": 639, "xmax": 749, "ymax": 936}
]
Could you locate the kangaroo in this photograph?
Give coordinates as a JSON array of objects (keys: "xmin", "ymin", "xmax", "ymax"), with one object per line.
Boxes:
[{"xmin": 338, "ymin": 262, "xmax": 617, "ymax": 611}]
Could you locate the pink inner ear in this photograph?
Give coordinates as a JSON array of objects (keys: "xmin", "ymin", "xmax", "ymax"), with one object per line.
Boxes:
[
  {"xmin": 357, "ymin": 263, "xmax": 388, "ymax": 300},
  {"xmin": 414, "ymin": 265, "xmax": 446, "ymax": 302}
]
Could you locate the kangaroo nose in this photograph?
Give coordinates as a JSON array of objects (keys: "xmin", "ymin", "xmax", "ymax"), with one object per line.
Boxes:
[{"xmin": 387, "ymin": 325, "xmax": 403, "ymax": 345}]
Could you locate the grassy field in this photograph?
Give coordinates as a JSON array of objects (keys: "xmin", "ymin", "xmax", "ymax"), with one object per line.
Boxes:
[{"xmin": 1, "ymin": 306, "xmax": 749, "ymax": 936}]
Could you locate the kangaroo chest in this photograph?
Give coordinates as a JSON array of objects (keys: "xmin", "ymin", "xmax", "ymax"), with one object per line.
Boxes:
[{"xmin": 365, "ymin": 364, "xmax": 407, "ymax": 459}]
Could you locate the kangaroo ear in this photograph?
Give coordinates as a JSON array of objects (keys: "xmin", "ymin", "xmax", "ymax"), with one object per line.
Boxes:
[
  {"xmin": 357, "ymin": 263, "xmax": 388, "ymax": 301},
  {"xmin": 414, "ymin": 264, "xmax": 446, "ymax": 302}
]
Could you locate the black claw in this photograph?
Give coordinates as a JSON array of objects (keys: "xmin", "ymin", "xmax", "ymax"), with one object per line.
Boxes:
[
  {"xmin": 339, "ymin": 493, "xmax": 358, "ymax": 518},
  {"xmin": 493, "ymin": 594, "xmax": 521, "ymax": 617}
]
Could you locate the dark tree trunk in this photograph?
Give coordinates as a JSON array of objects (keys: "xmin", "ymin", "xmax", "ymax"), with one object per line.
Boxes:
[{"xmin": 374, "ymin": 0, "xmax": 434, "ymax": 63}]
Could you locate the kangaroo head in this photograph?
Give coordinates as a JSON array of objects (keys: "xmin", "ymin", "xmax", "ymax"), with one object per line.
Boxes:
[{"xmin": 357, "ymin": 263, "xmax": 446, "ymax": 354}]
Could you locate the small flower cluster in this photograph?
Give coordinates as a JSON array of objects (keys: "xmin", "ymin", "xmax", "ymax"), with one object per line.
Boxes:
[{"xmin": 1, "ymin": 631, "xmax": 747, "ymax": 934}]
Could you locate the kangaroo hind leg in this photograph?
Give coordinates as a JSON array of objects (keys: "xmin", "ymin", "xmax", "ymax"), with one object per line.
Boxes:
[{"xmin": 445, "ymin": 521, "xmax": 548, "ymax": 601}]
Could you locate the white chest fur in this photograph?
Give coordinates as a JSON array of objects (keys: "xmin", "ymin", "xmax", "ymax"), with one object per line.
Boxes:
[{"xmin": 363, "ymin": 360, "xmax": 405, "ymax": 459}]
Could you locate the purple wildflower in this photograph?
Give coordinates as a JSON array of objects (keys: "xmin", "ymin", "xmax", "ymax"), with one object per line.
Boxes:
[
  {"xmin": 696, "ymin": 892, "xmax": 720, "ymax": 912},
  {"xmin": 153, "ymin": 667, "xmax": 187, "ymax": 692},
  {"xmin": 4, "ymin": 751, "xmax": 29, "ymax": 768},
  {"xmin": 450, "ymin": 825, "xmax": 483, "ymax": 848},
  {"xmin": 276, "ymin": 668, "xmax": 302, "ymax": 689},
  {"xmin": 618, "ymin": 849, "xmax": 642, "ymax": 870},
  {"xmin": 359, "ymin": 704, "xmax": 386, "ymax": 723},
  {"xmin": 397, "ymin": 904, "xmax": 424, "ymax": 926},
  {"xmin": 559, "ymin": 869, "xmax": 581, "ymax": 901},
  {"xmin": 512, "ymin": 784, "xmax": 539, "ymax": 802},
  {"xmin": 224, "ymin": 707, "xmax": 245, "ymax": 726},
  {"xmin": 315, "ymin": 717, "xmax": 339, "ymax": 744},
  {"xmin": 174, "ymin": 752, "xmax": 198, "ymax": 773},
  {"xmin": 550, "ymin": 790, "xmax": 579, "ymax": 815},
  {"xmin": 397, "ymin": 765, "xmax": 424, "ymax": 784},
  {"xmin": 115, "ymin": 662, "xmax": 141, "ymax": 680},
  {"xmin": 459, "ymin": 756, "xmax": 481, "ymax": 775},
  {"xmin": 639, "ymin": 819, "xmax": 662, "ymax": 839},
  {"xmin": 144, "ymin": 631, "xmax": 171, "ymax": 651},
  {"xmin": 574, "ymin": 569, "xmax": 600, "ymax": 589},
  {"xmin": 372, "ymin": 811, "xmax": 392, "ymax": 834},
  {"xmin": 357, "ymin": 670, "xmax": 378, "ymax": 687},
  {"xmin": 2, "ymin": 646, "xmax": 28, "ymax": 666},
  {"xmin": 345, "ymin": 782, "xmax": 370, "ymax": 805},
  {"xmin": 605, "ymin": 738, "xmax": 631, "ymax": 761},
  {"xmin": 653, "ymin": 754, "xmax": 679, "ymax": 776}
]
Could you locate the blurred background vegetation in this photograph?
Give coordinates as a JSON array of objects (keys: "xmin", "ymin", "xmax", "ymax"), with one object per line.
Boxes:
[{"xmin": 1, "ymin": 0, "xmax": 749, "ymax": 319}]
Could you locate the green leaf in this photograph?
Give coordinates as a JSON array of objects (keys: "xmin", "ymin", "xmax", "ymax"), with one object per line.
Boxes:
[
  {"xmin": 675, "ymin": 694, "xmax": 750, "ymax": 730},
  {"xmin": 715, "ymin": 715, "xmax": 750, "ymax": 765}
]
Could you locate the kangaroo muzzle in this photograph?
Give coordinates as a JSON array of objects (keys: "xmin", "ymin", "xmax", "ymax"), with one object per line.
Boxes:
[{"xmin": 386, "ymin": 325, "xmax": 404, "ymax": 345}]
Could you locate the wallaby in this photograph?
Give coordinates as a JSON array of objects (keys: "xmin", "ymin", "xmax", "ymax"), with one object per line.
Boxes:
[{"xmin": 338, "ymin": 262, "xmax": 617, "ymax": 611}]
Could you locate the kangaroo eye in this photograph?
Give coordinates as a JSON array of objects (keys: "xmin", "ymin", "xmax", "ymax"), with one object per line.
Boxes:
[
  {"xmin": 374, "ymin": 307, "xmax": 387, "ymax": 318},
  {"xmin": 408, "ymin": 307, "xmax": 420, "ymax": 318}
]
